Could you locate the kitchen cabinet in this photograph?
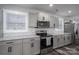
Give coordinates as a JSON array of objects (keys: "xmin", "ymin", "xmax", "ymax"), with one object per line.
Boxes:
[
  {"xmin": 64, "ymin": 34, "xmax": 72, "ymax": 45},
  {"xmin": 53, "ymin": 35, "xmax": 64, "ymax": 49},
  {"xmin": 32, "ymin": 37, "xmax": 40, "ymax": 54},
  {"xmin": 0, "ymin": 40, "xmax": 22, "ymax": 55},
  {"xmin": 53, "ymin": 34, "xmax": 72, "ymax": 49},
  {"xmin": 23, "ymin": 37, "xmax": 40, "ymax": 55},
  {"xmin": 57, "ymin": 35, "xmax": 64, "ymax": 47},
  {"xmin": 50, "ymin": 16, "xmax": 59, "ymax": 28},
  {"xmin": 38, "ymin": 12, "xmax": 50, "ymax": 21},
  {"xmin": 23, "ymin": 39, "xmax": 31, "ymax": 55},
  {"xmin": 53, "ymin": 35, "xmax": 59, "ymax": 49},
  {"xmin": 0, "ymin": 37, "xmax": 40, "ymax": 55},
  {"xmin": 29, "ymin": 12, "xmax": 38, "ymax": 27}
]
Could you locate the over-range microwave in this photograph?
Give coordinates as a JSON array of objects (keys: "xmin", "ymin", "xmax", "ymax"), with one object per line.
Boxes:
[{"xmin": 37, "ymin": 21, "xmax": 50, "ymax": 28}]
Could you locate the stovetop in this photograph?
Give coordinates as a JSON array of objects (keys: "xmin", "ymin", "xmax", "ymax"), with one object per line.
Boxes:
[
  {"xmin": 36, "ymin": 33, "xmax": 53, "ymax": 37},
  {"xmin": 36, "ymin": 30, "xmax": 53, "ymax": 37}
]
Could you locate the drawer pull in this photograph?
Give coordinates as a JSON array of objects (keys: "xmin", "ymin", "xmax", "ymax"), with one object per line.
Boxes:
[
  {"xmin": 57, "ymin": 38, "xmax": 59, "ymax": 42},
  {"xmin": 31, "ymin": 43, "xmax": 34, "ymax": 47},
  {"xmin": 6, "ymin": 42, "xmax": 14, "ymax": 44}
]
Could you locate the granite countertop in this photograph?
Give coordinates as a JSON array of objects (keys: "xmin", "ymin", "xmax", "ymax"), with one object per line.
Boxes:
[
  {"xmin": 49, "ymin": 33, "xmax": 71, "ymax": 36},
  {"xmin": 0, "ymin": 35, "xmax": 40, "ymax": 41},
  {"xmin": 0, "ymin": 33, "xmax": 71, "ymax": 41}
]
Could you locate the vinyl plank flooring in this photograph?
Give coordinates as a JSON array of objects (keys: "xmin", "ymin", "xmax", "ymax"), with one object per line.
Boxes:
[{"xmin": 44, "ymin": 44, "xmax": 79, "ymax": 55}]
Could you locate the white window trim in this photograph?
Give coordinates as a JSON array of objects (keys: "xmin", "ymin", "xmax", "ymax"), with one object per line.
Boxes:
[{"xmin": 3, "ymin": 9, "xmax": 28, "ymax": 33}]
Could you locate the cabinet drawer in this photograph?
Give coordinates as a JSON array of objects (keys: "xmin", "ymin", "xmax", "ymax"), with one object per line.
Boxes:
[
  {"xmin": 23, "ymin": 39, "xmax": 31, "ymax": 43},
  {"xmin": 0, "ymin": 40, "xmax": 22, "ymax": 46}
]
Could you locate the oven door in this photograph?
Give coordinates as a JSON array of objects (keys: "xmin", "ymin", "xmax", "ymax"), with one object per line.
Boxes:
[{"xmin": 40, "ymin": 37, "xmax": 46, "ymax": 49}]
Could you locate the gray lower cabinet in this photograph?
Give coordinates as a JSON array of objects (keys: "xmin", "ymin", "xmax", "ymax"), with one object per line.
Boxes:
[
  {"xmin": 58, "ymin": 35, "xmax": 64, "ymax": 47},
  {"xmin": 53, "ymin": 34, "xmax": 72, "ymax": 49},
  {"xmin": 23, "ymin": 39, "xmax": 31, "ymax": 55},
  {"xmin": 23, "ymin": 37, "xmax": 40, "ymax": 55},
  {"xmin": 32, "ymin": 37, "xmax": 40, "ymax": 55},
  {"xmin": 0, "ymin": 37, "xmax": 40, "ymax": 55},
  {"xmin": 53, "ymin": 35, "xmax": 58, "ymax": 49},
  {"xmin": 64, "ymin": 34, "xmax": 72, "ymax": 45},
  {"xmin": 53, "ymin": 35, "xmax": 64, "ymax": 49},
  {"xmin": 0, "ymin": 40, "xmax": 22, "ymax": 55}
]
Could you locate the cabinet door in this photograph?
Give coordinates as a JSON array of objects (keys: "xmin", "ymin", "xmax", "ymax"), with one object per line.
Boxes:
[
  {"xmin": 10, "ymin": 40, "xmax": 22, "ymax": 55},
  {"xmin": 23, "ymin": 39, "xmax": 31, "ymax": 55},
  {"xmin": 67, "ymin": 35, "xmax": 72, "ymax": 44},
  {"xmin": 57, "ymin": 36, "xmax": 60, "ymax": 48},
  {"xmin": 50, "ymin": 16, "xmax": 56, "ymax": 28},
  {"xmin": 31, "ymin": 37, "xmax": 40, "ymax": 55},
  {"xmin": 0, "ymin": 40, "xmax": 22, "ymax": 55},
  {"xmin": 33, "ymin": 37, "xmax": 40, "ymax": 54},
  {"xmin": 58, "ymin": 35, "xmax": 64, "ymax": 47},
  {"xmin": 64, "ymin": 34, "xmax": 72, "ymax": 45},
  {"xmin": 29, "ymin": 12, "xmax": 38, "ymax": 27},
  {"xmin": 53, "ymin": 36, "xmax": 58, "ymax": 49},
  {"xmin": 54, "ymin": 17, "xmax": 59, "ymax": 28},
  {"xmin": 30, "ymin": 39, "xmax": 35, "ymax": 55},
  {"xmin": 50, "ymin": 16, "xmax": 59, "ymax": 28},
  {"xmin": 53, "ymin": 35, "xmax": 64, "ymax": 49},
  {"xmin": 64, "ymin": 34, "xmax": 68, "ymax": 45}
]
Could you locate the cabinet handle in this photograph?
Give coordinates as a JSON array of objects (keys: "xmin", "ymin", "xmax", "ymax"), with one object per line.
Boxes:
[
  {"xmin": 64, "ymin": 38, "xmax": 65, "ymax": 40},
  {"xmin": 8, "ymin": 47, "xmax": 12, "ymax": 53},
  {"xmin": 31, "ymin": 39, "xmax": 34, "ymax": 41},
  {"xmin": 31, "ymin": 43, "xmax": 34, "ymax": 47},
  {"xmin": 6, "ymin": 42, "xmax": 14, "ymax": 44},
  {"xmin": 57, "ymin": 38, "xmax": 59, "ymax": 42}
]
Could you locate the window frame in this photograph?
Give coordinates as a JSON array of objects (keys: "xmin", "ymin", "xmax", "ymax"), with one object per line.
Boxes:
[{"xmin": 3, "ymin": 9, "xmax": 28, "ymax": 33}]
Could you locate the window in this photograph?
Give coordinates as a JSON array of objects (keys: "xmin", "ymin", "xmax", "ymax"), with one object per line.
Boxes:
[{"xmin": 3, "ymin": 9, "xmax": 28, "ymax": 33}]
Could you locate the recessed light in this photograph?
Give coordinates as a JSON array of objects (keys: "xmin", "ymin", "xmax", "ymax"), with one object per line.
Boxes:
[
  {"xmin": 49, "ymin": 4, "xmax": 53, "ymax": 7},
  {"xmin": 68, "ymin": 10, "xmax": 72, "ymax": 13}
]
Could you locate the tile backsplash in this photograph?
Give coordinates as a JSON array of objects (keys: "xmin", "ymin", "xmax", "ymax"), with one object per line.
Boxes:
[{"xmin": 4, "ymin": 27, "xmax": 64, "ymax": 37}]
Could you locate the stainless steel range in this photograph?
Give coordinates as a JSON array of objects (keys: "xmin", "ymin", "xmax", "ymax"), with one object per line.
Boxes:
[{"xmin": 36, "ymin": 30, "xmax": 53, "ymax": 49}]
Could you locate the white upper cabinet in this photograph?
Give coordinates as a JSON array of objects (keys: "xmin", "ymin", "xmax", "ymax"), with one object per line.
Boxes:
[
  {"xmin": 38, "ymin": 12, "xmax": 50, "ymax": 21},
  {"xmin": 29, "ymin": 12, "xmax": 38, "ymax": 27},
  {"xmin": 3, "ymin": 9, "xmax": 28, "ymax": 33},
  {"xmin": 50, "ymin": 16, "xmax": 59, "ymax": 28},
  {"xmin": 58, "ymin": 17, "xmax": 64, "ymax": 29}
]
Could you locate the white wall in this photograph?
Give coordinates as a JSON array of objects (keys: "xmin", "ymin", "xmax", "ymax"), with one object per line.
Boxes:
[
  {"xmin": 0, "ymin": 5, "xmax": 37, "ymax": 37},
  {"xmin": 0, "ymin": 4, "xmax": 64, "ymax": 37}
]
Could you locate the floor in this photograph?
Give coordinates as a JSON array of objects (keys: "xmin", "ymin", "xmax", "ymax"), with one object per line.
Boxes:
[{"xmin": 45, "ymin": 44, "xmax": 79, "ymax": 55}]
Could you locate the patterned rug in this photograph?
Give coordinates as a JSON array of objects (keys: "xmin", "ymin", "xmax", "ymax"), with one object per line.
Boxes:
[{"xmin": 55, "ymin": 44, "xmax": 79, "ymax": 55}]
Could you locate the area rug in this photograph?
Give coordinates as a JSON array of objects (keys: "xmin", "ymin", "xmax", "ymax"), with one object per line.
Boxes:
[{"xmin": 55, "ymin": 45, "xmax": 79, "ymax": 55}]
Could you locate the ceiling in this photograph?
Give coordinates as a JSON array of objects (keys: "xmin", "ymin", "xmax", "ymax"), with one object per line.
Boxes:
[{"xmin": 3, "ymin": 4, "xmax": 79, "ymax": 16}]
